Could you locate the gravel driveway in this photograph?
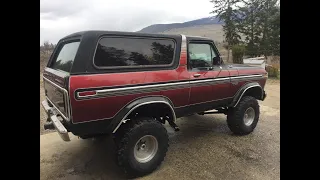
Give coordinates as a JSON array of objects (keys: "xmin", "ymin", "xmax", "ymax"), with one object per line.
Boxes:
[{"xmin": 40, "ymin": 79, "xmax": 280, "ymax": 180}]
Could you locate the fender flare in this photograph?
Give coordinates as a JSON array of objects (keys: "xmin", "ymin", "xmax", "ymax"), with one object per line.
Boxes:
[
  {"xmin": 229, "ymin": 82, "xmax": 263, "ymax": 107},
  {"xmin": 109, "ymin": 96, "xmax": 176, "ymax": 133}
]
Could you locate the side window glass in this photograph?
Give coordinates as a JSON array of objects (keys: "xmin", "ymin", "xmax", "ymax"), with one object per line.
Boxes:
[
  {"xmin": 94, "ymin": 37, "xmax": 175, "ymax": 68},
  {"xmin": 188, "ymin": 43, "xmax": 213, "ymax": 70},
  {"xmin": 50, "ymin": 41, "xmax": 80, "ymax": 73}
]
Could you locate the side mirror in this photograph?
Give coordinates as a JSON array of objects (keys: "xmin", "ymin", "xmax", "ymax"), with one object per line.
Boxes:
[{"xmin": 213, "ymin": 56, "xmax": 223, "ymax": 65}]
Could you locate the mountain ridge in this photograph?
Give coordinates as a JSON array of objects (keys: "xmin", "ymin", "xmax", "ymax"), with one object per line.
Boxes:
[{"xmin": 138, "ymin": 17, "xmax": 224, "ymax": 34}]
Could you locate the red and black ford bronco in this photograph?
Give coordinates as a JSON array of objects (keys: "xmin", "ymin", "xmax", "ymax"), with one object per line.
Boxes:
[{"xmin": 41, "ymin": 31, "xmax": 267, "ymax": 176}]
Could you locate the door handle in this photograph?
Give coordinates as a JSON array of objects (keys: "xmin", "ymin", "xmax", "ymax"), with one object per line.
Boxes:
[{"xmin": 193, "ymin": 74, "xmax": 201, "ymax": 77}]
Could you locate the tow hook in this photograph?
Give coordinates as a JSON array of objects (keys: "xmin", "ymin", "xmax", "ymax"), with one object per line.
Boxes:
[{"xmin": 44, "ymin": 121, "xmax": 55, "ymax": 130}]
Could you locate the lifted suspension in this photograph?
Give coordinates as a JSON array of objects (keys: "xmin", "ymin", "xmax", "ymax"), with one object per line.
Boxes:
[{"xmin": 164, "ymin": 116, "xmax": 180, "ymax": 132}]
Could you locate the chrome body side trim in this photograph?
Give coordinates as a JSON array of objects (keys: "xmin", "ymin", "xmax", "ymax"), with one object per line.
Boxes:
[
  {"xmin": 112, "ymin": 101, "xmax": 176, "ymax": 133},
  {"xmin": 180, "ymin": 34, "xmax": 187, "ymax": 51},
  {"xmin": 97, "ymin": 81, "xmax": 189, "ymax": 94},
  {"xmin": 75, "ymin": 75, "xmax": 262, "ymax": 100},
  {"xmin": 231, "ymin": 74, "xmax": 262, "ymax": 79},
  {"xmin": 68, "ymin": 76, "xmax": 74, "ymax": 123},
  {"xmin": 77, "ymin": 91, "xmax": 97, "ymax": 98}
]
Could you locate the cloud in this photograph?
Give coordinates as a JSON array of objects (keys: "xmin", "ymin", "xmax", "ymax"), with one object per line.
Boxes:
[
  {"xmin": 40, "ymin": 0, "xmax": 88, "ymax": 19},
  {"xmin": 40, "ymin": 0, "xmax": 213, "ymax": 44}
]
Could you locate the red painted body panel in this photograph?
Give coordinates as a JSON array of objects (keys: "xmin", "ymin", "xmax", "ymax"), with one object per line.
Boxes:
[
  {"xmin": 68, "ymin": 65, "xmax": 267, "ymax": 123},
  {"xmin": 69, "ymin": 66, "xmax": 194, "ymax": 123},
  {"xmin": 238, "ymin": 68, "xmax": 266, "ymax": 76},
  {"xmin": 70, "ymin": 72, "xmax": 162, "ymax": 123},
  {"xmin": 214, "ymin": 70, "xmax": 232, "ymax": 99},
  {"xmin": 187, "ymin": 69, "xmax": 231, "ymax": 104},
  {"xmin": 228, "ymin": 69, "xmax": 239, "ymax": 96},
  {"xmin": 72, "ymin": 72, "xmax": 147, "ymax": 88},
  {"xmin": 229, "ymin": 68, "xmax": 267, "ymax": 96},
  {"xmin": 70, "ymin": 91, "xmax": 161, "ymax": 122}
]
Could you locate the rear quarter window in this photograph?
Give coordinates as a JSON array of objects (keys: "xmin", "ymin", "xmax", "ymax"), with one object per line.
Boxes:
[
  {"xmin": 50, "ymin": 41, "xmax": 80, "ymax": 73},
  {"xmin": 93, "ymin": 37, "xmax": 175, "ymax": 68}
]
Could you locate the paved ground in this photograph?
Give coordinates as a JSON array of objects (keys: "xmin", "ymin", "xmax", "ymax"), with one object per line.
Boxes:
[{"xmin": 40, "ymin": 79, "xmax": 280, "ymax": 180}]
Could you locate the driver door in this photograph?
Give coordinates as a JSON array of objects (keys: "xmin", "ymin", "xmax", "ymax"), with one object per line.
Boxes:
[{"xmin": 187, "ymin": 40, "xmax": 230, "ymax": 105}]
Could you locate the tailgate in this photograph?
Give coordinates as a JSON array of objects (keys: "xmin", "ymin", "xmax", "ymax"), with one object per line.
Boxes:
[
  {"xmin": 43, "ymin": 77, "xmax": 69, "ymax": 119},
  {"xmin": 42, "ymin": 40, "xmax": 80, "ymax": 120}
]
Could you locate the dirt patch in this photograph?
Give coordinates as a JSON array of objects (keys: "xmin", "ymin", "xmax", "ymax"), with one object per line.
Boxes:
[{"xmin": 41, "ymin": 110, "xmax": 280, "ymax": 180}]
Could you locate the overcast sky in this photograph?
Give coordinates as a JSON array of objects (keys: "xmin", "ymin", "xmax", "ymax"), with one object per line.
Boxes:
[{"xmin": 40, "ymin": 0, "xmax": 213, "ymax": 44}]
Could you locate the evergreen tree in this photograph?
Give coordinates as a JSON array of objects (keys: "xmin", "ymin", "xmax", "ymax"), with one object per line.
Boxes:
[
  {"xmin": 210, "ymin": 0, "xmax": 241, "ymax": 62},
  {"xmin": 238, "ymin": 0, "xmax": 263, "ymax": 57},
  {"xmin": 257, "ymin": 0, "xmax": 280, "ymax": 56}
]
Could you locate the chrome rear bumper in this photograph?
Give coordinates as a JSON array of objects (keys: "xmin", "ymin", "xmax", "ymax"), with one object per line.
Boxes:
[{"xmin": 41, "ymin": 100, "xmax": 70, "ymax": 142}]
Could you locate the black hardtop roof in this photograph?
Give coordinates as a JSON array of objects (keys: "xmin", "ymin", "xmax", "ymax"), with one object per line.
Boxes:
[{"xmin": 61, "ymin": 30, "xmax": 212, "ymax": 41}]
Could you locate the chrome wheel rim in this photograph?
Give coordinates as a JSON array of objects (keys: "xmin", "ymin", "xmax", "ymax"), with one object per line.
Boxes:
[
  {"xmin": 134, "ymin": 135, "xmax": 158, "ymax": 163},
  {"xmin": 243, "ymin": 107, "xmax": 255, "ymax": 126}
]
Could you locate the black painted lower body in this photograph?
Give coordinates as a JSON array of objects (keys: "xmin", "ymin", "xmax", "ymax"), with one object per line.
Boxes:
[
  {"xmin": 175, "ymin": 98, "xmax": 232, "ymax": 118},
  {"xmin": 65, "ymin": 98, "xmax": 232, "ymax": 137},
  {"xmin": 66, "ymin": 119, "xmax": 113, "ymax": 137}
]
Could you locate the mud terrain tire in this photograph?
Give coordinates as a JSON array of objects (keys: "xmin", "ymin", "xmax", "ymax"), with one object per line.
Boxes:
[
  {"xmin": 227, "ymin": 96, "xmax": 260, "ymax": 135},
  {"xmin": 115, "ymin": 118, "xmax": 169, "ymax": 177}
]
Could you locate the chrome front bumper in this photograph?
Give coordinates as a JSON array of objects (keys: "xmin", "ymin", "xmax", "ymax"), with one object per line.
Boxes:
[{"xmin": 41, "ymin": 100, "xmax": 70, "ymax": 142}]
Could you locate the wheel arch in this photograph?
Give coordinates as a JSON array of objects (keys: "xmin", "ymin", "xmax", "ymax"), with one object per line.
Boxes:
[
  {"xmin": 110, "ymin": 96, "xmax": 176, "ymax": 133},
  {"xmin": 229, "ymin": 82, "xmax": 264, "ymax": 107}
]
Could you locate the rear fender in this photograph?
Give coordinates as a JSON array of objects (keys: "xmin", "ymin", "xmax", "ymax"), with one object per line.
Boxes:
[{"xmin": 109, "ymin": 96, "xmax": 175, "ymax": 133}]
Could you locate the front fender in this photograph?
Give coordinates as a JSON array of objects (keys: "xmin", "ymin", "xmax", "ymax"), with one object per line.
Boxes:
[{"xmin": 229, "ymin": 82, "xmax": 263, "ymax": 107}]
